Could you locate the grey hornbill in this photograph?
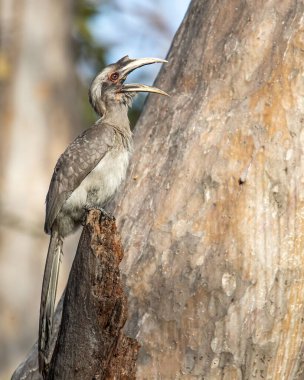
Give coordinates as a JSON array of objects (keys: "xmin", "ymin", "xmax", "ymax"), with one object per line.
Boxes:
[{"xmin": 39, "ymin": 56, "xmax": 168, "ymax": 376}]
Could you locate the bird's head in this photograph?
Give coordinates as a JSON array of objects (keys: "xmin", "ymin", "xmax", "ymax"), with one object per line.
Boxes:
[{"xmin": 89, "ymin": 55, "xmax": 168, "ymax": 116}]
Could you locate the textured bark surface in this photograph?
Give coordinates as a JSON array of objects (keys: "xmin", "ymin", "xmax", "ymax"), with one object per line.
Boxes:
[
  {"xmin": 11, "ymin": 210, "xmax": 139, "ymax": 380},
  {"xmin": 48, "ymin": 210, "xmax": 139, "ymax": 380},
  {"xmin": 112, "ymin": 0, "xmax": 304, "ymax": 378}
]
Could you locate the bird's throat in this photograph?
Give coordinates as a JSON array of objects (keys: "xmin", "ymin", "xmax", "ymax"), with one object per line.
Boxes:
[{"xmin": 102, "ymin": 103, "xmax": 131, "ymax": 131}]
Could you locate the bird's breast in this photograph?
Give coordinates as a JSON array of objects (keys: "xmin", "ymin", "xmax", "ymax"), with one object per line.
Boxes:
[
  {"xmin": 85, "ymin": 148, "xmax": 130, "ymax": 204},
  {"xmin": 65, "ymin": 148, "xmax": 130, "ymax": 211}
]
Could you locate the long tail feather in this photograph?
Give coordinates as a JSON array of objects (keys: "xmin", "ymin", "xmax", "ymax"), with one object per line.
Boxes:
[{"xmin": 38, "ymin": 229, "xmax": 62, "ymax": 376}]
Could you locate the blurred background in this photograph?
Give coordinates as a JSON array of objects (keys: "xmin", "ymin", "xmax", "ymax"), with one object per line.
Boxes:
[{"xmin": 0, "ymin": 0, "xmax": 190, "ymax": 377}]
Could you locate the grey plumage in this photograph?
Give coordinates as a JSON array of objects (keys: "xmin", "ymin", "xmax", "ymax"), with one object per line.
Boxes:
[
  {"xmin": 44, "ymin": 123, "xmax": 122, "ymax": 236},
  {"xmin": 38, "ymin": 55, "xmax": 167, "ymax": 377}
]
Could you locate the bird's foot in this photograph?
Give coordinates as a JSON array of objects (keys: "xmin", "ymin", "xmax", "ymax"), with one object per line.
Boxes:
[{"xmin": 83, "ymin": 205, "xmax": 115, "ymax": 222}]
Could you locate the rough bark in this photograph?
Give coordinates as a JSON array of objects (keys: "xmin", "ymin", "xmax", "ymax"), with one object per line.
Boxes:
[
  {"xmin": 11, "ymin": 210, "xmax": 139, "ymax": 380},
  {"xmin": 48, "ymin": 210, "xmax": 139, "ymax": 379},
  {"xmin": 112, "ymin": 0, "xmax": 304, "ymax": 379}
]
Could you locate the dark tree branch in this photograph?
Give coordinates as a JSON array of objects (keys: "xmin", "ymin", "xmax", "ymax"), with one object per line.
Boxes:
[{"xmin": 12, "ymin": 210, "xmax": 139, "ymax": 380}]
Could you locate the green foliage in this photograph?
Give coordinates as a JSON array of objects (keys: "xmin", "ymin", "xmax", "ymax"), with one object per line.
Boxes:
[
  {"xmin": 73, "ymin": 0, "xmax": 106, "ymax": 73},
  {"xmin": 73, "ymin": 0, "xmax": 142, "ymax": 128},
  {"xmin": 73, "ymin": 0, "xmax": 106, "ymax": 126}
]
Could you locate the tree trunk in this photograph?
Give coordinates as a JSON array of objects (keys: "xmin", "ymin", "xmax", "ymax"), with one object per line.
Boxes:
[
  {"xmin": 48, "ymin": 210, "xmax": 139, "ymax": 380},
  {"xmin": 0, "ymin": 0, "xmax": 81, "ymax": 376},
  {"xmin": 112, "ymin": 0, "xmax": 304, "ymax": 378},
  {"xmin": 12, "ymin": 210, "xmax": 139, "ymax": 380}
]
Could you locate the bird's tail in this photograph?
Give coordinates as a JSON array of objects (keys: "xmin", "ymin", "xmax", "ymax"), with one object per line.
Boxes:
[{"xmin": 38, "ymin": 229, "xmax": 63, "ymax": 376}]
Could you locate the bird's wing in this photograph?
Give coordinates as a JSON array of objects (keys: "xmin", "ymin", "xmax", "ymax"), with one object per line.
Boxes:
[{"xmin": 44, "ymin": 122, "xmax": 116, "ymax": 234}]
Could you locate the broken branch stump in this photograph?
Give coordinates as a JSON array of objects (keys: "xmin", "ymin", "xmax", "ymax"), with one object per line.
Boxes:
[{"xmin": 12, "ymin": 209, "xmax": 139, "ymax": 380}]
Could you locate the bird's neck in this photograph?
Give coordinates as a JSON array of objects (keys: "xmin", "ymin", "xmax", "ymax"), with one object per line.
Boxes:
[
  {"xmin": 101, "ymin": 103, "xmax": 132, "ymax": 151},
  {"xmin": 102, "ymin": 103, "xmax": 131, "ymax": 132}
]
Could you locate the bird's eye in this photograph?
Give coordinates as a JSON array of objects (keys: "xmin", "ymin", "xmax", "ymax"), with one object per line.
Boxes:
[{"xmin": 110, "ymin": 72, "xmax": 119, "ymax": 82}]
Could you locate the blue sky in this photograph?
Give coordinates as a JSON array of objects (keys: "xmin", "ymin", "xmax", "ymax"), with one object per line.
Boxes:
[{"xmin": 90, "ymin": 0, "xmax": 190, "ymax": 84}]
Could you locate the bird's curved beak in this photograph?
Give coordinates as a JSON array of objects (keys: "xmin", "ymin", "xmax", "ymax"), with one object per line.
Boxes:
[{"xmin": 118, "ymin": 57, "xmax": 169, "ymax": 96}]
